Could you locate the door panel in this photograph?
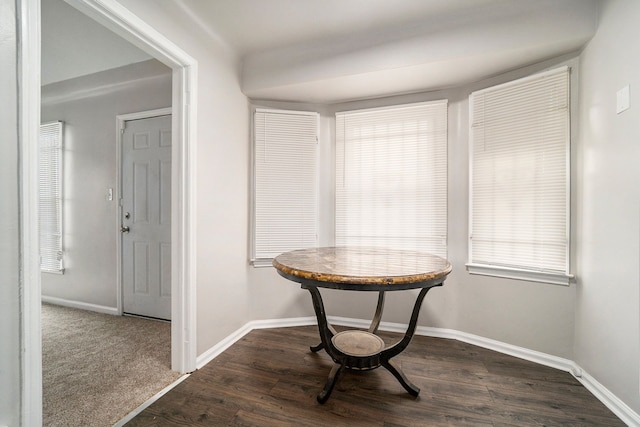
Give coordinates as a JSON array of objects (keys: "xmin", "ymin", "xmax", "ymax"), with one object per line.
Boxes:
[{"xmin": 122, "ymin": 114, "xmax": 171, "ymax": 320}]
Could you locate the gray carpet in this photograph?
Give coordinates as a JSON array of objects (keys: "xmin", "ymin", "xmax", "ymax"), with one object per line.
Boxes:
[{"xmin": 42, "ymin": 303, "xmax": 182, "ymax": 426}]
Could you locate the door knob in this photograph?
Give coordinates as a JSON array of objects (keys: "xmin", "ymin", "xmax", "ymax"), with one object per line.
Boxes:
[{"xmin": 121, "ymin": 225, "xmax": 130, "ymax": 233}]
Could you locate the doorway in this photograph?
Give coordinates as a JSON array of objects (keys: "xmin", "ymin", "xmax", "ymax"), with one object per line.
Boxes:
[
  {"xmin": 20, "ymin": 0, "xmax": 198, "ymax": 423},
  {"xmin": 55, "ymin": 0, "xmax": 197, "ymax": 372}
]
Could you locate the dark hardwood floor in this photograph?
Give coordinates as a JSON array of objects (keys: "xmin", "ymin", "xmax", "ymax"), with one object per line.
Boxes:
[{"xmin": 126, "ymin": 326, "xmax": 624, "ymax": 426}]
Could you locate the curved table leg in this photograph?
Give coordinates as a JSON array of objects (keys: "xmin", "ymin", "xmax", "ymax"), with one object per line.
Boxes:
[
  {"xmin": 304, "ymin": 287, "xmax": 336, "ymax": 354},
  {"xmin": 310, "ymin": 325, "xmax": 337, "ymax": 352},
  {"xmin": 317, "ymin": 363, "xmax": 345, "ymax": 403},
  {"xmin": 310, "ymin": 342, "xmax": 325, "ymax": 352},
  {"xmin": 379, "ymin": 285, "xmax": 440, "ymax": 395},
  {"xmin": 304, "ymin": 286, "xmax": 350, "ymax": 403},
  {"xmin": 367, "ymin": 291, "xmax": 385, "ymax": 334},
  {"xmin": 382, "ymin": 359, "xmax": 420, "ymax": 396},
  {"xmin": 382, "ymin": 286, "xmax": 435, "ymax": 360}
]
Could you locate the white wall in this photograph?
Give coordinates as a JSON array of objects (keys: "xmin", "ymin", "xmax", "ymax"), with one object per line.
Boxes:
[
  {"xmin": 249, "ymin": 53, "xmax": 580, "ymax": 360},
  {"xmin": 115, "ymin": 0, "xmax": 252, "ymax": 356},
  {"xmin": 443, "ymin": 55, "xmax": 580, "ymax": 359},
  {"xmin": 41, "ymin": 59, "xmax": 172, "ymax": 309},
  {"xmin": 576, "ymin": 0, "xmax": 640, "ymax": 414},
  {"xmin": 0, "ymin": 0, "xmax": 22, "ymax": 423}
]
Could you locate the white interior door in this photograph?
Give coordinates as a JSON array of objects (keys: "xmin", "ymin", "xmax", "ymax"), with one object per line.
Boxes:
[{"xmin": 121, "ymin": 114, "xmax": 172, "ymax": 320}]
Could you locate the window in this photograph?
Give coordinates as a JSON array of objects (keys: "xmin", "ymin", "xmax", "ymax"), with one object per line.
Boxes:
[
  {"xmin": 335, "ymin": 101, "xmax": 448, "ymax": 257},
  {"xmin": 39, "ymin": 121, "xmax": 64, "ymax": 273},
  {"xmin": 468, "ymin": 66, "xmax": 571, "ymax": 285},
  {"xmin": 252, "ymin": 108, "xmax": 319, "ymax": 265}
]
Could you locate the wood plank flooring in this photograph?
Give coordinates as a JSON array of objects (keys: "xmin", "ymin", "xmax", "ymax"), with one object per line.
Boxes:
[{"xmin": 126, "ymin": 326, "xmax": 624, "ymax": 426}]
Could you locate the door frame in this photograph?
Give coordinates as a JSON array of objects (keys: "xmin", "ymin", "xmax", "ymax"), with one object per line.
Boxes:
[
  {"xmin": 116, "ymin": 107, "xmax": 173, "ymax": 318},
  {"xmin": 67, "ymin": 1, "xmax": 199, "ymax": 376},
  {"xmin": 20, "ymin": 0, "xmax": 198, "ymax": 424}
]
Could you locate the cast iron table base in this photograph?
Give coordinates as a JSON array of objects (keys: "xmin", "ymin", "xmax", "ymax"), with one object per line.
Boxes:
[{"xmin": 304, "ymin": 285, "xmax": 440, "ymax": 403}]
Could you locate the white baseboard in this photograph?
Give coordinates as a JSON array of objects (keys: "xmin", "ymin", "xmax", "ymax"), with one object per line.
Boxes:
[
  {"xmin": 575, "ymin": 366, "xmax": 640, "ymax": 426},
  {"xmin": 250, "ymin": 316, "xmax": 318, "ymax": 330},
  {"xmin": 195, "ymin": 316, "xmax": 317, "ymax": 369},
  {"xmin": 196, "ymin": 322, "xmax": 253, "ymax": 369},
  {"xmin": 193, "ymin": 315, "xmax": 639, "ymax": 426},
  {"xmin": 425, "ymin": 327, "xmax": 576, "ymax": 373},
  {"xmin": 41, "ymin": 295, "xmax": 119, "ymax": 315},
  {"xmin": 326, "ymin": 316, "xmax": 574, "ymax": 372}
]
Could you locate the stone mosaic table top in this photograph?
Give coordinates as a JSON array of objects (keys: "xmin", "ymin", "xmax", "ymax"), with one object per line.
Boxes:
[{"xmin": 272, "ymin": 246, "xmax": 452, "ymax": 287}]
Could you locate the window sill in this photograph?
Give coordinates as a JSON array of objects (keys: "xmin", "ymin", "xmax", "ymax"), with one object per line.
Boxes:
[
  {"xmin": 251, "ymin": 259, "xmax": 274, "ymax": 268},
  {"xmin": 41, "ymin": 268, "xmax": 65, "ymax": 275},
  {"xmin": 466, "ymin": 263, "xmax": 574, "ymax": 286}
]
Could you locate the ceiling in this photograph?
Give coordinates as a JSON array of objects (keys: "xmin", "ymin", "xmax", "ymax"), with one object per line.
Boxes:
[
  {"xmin": 170, "ymin": 0, "xmax": 510, "ymax": 57},
  {"xmin": 42, "ymin": 0, "xmax": 601, "ymax": 103},
  {"xmin": 41, "ymin": 0, "xmax": 152, "ymax": 85}
]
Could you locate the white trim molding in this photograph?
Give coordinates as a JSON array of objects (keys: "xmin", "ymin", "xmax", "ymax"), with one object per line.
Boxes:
[
  {"xmin": 117, "ymin": 107, "xmax": 172, "ymax": 124},
  {"xmin": 195, "ymin": 317, "xmax": 317, "ymax": 369},
  {"xmin": 41, "ymin": 296, "xmax": 119, "ymax": 316},
  {"xmin": 42, "ymin": 64, "xmax": 171, "ymax": 106},
  {"xmin": 574, "ymin": 367, "xmax": 640, "ymax": 426},
  {"xmin": 19, "ymin": 0, "xmax": 43, "ymax": 425},
  {"xmin": 466, "ymin": 263, "xmax": 574, "ymax": 286},
  {"xmin": 113, "ymin": 374, "xmax": 191, "ymax": 427}
]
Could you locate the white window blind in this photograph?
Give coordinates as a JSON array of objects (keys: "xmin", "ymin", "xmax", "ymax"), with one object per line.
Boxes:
[
  {"xmin": 39, "ymin": 121, "xmax": 64, "ymax": 273},
  {"xmin": 335, "ymin": 100, "xmax": 448, "ymax": 257},
  {"xmin": 468, "ymin": 66, "xmax": 571, "ymax": 284},
  {"xmin": 253, "ymin": 108, "xmax": 319, "ymax": 263}
]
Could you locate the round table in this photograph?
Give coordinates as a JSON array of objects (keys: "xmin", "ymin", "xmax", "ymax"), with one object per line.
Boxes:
[{"xmin": 273, "ymin": 246, "xmax": 452, "ymax": 403}]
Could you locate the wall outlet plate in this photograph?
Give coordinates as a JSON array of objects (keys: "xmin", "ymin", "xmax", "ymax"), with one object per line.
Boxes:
[{"xmin": 616, "ymin": 85, "xmax": 630, "ymax": 114}]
